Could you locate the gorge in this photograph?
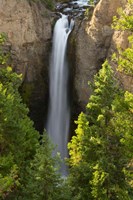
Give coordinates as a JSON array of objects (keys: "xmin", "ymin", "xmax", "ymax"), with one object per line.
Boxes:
[
  {"xmin": 0, "ymin": 0, "xmax": 133, "ymax": 199},
  {"xmin": 0, "ymin": 0, "xmax": 131, "ymax": 133},
  {"xmin": 0, "ymin": 0, "xmax": 132, "ymax": 169}
]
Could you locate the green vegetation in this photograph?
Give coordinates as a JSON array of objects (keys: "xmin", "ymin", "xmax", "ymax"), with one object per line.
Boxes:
[
  {"xmin": 0, "ymin": 33, "xmax": 9, "ymax": 65},
  {"xmin": 0, "ymin": 0, "xmax": 133, "ymax": 199},
  {"xmin": 68, "ymin": 61, "xmax": 133, "ymax": 199},
  {"xmin": 67, "ymin": 1, "xmax": 133, "ymax": 199},
  {"xmin": 0, "ymin": 34, "xmax": 63, "ymax": 199},
  {"xmin": 112, "ymin": 0, "xmax": 133, "ymax": 76},
  {"xmin": 0, "ymin": 66, "xmax": 38, "ymax": 199},
  {"xmin": 112, "ymin": 0, "xmax": 133, "ymax": 31},
  {"xmin": 17, "ymin": 133, "xmax": 64, "ymax": 200},
  {"xmin": 0, "ymin": 37, "xmax": 38, "ymax": 198}
]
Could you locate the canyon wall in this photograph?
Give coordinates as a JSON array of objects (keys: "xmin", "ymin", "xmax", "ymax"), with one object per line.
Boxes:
[
  {"xmin": 108, "ymin": 28, "xmax": 133, "ymax": 93},
  {"xmin": 0, "ymin": 0, "xmax": 52, "ymax": 132},
  {"xmin": 0, "ymin": 0, "xmax": 132, "ymax": 132},
  {"xmin": 72, "ymin": 0, "xmax": 126, "ymax": 108}
]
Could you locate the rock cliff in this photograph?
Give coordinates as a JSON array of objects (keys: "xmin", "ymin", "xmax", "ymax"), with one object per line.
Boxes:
[
  {"xmin": 0, "ymin": 0, "xmax": 52, "ymax": 132},
  {"xmin": 72, "ymin": 0, "xmax": 126, "ymax": 108},
  {"xmin": 0, "ymin": 0, "xmax": 132, "ymax": 132},
  {"xmin": 108, "ymin": 28, "xmax": 133, "ymax": 93}
]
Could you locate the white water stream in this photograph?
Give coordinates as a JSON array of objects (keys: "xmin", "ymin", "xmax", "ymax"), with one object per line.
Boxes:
[{"xmin": 47, "ymin": 15, "xmax": 74, "ymax": 175}]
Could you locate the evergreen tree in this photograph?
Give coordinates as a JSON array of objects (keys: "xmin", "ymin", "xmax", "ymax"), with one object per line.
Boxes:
[
  {"xmin": 0, "ymin": 66, "xmax": 39, "ymax": 199},
  {"xmin": 0, "ymin": 33, "xmax": 63, "ymax": 200},
  {"xmin": 68, "ymin": 2, "xmax": 133, "ymax": 198},
  {"xmin": 21, "ymin": 132, "xmax": 63, "ymax": 200},
  {"xmin": 0, "ymin": 33, "xmax": 38, "ymax": 198},
  {"xmin": 68, "ymin": 61, "xmax": 133, "ymax": 200}
]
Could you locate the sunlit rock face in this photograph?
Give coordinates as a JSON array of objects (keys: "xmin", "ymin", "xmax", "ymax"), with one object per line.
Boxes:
[
  {"xmin": 108, "ymin": 11, "xmax": 133, "ymax": 93},
  {"xmin": 72, "ymin": 0, "xmax": 125, "ymax": 108},
  {"xmin": 0, "ymin": 0, "xmax": 52, "ymax": 132}
]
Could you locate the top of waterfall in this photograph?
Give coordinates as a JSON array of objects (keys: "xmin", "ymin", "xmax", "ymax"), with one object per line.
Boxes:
[
  {"xmin": 71, "ymin": 0, "xmax": 90, "ymax": 7},
  {"xmin": 59, "ymin": 14, "xmax": 74, "ymax": 34},
  {"xmin": 56, "ymin": 0, "xmax": 96, "ymax": 18}
]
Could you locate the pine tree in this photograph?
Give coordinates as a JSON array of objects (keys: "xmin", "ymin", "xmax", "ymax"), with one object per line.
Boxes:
[
  {"xmin": 68, "ymin": 2, "xmax": 133, "ymax": 198},
  {"xmin": 0, "ymin": 66, "xmax": 39, "ymax": 199},
  {"xmin": 0, "ymin": 33, "xmax": 65, "ymax": 200},
  {"xmin": 21, "ymin": 132, "xmax": 63, "ymax": 200},
  {"xmin": 68, "ymin": 61, "xmax": 133, "ymax": 200},
  {"xmin": 0, "ymin": 33, "xmax": 38, "ymax": 198}
]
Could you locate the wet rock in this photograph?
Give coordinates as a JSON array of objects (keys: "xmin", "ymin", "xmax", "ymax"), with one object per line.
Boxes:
[
  {"xmin": 56, "ymin": 3, "xmax": 68, "ymax": 12},
  {"xmin": 73, "ymin": 4, "xmax": 80, "ymax": 9}
]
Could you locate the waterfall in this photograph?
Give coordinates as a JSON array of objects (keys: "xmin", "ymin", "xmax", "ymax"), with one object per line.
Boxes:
[{"xmin": 47, "ymin": 15, "xmax": 74, "ymax": 175}]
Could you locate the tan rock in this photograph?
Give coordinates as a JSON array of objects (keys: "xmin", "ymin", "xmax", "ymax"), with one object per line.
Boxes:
[
  {"xmin": 108, "ymin": 30, "xmax": 133, "ymax": 93},
  {"xmin": 0, "ymin": 0, "xmax": 52, "ymax": 132},
  {"xmin": 0, "ymin": 0, "xmax": 51, "ymax": 81},
  {"xmin": 73, "ymin": 0, "xmax": 124, "ymax": 107}
]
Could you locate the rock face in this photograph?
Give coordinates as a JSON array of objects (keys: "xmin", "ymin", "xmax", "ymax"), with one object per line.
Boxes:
[
  {"xmin": 108, "ymin": 29, "xmax": 133, "ymax": 93},
  {"xmin": 0, "ymin": 0, "xmax": 132, "ymax": 132},
  {"xmin": 0, "ymin": 0, "xmax": 52, "ymax": 132},
  {"xmin": 72, "ymin": 0, "xmax": 125, "ymax": 108}
]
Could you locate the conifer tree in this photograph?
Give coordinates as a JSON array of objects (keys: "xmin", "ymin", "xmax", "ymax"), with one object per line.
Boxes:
[
  {"xmin": 68, "ymin": 1, "xmax": 133, "ymax": 198},
  {"xmin": 21, "ymin": 132, "xmax": 63, "ymax": 200},
  {"xmin": 0, "ymin": 47, "xmax": 39, "ymax": 198},
  {"xmin": 0, "ymin": 34, "xmax": 63, "ymax": 200},
  {"xmin": 68, "ymin": 61, "xmax": 133, "ymax": 200}
]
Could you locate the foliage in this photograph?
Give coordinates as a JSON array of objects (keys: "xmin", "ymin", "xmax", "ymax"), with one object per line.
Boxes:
[
  {"xmin": 1, "ymin": 0, "xmax": 133, "ymax": 198},
  {"xmin": 68, "ymin": 61, "xmax": 133, "ymax": 200},
  {"xmin": 89, "ymin": 0, "xmax": 95, "ymax": 5},
  {"xmin": 0, "ymin": 65, "xmax": 40, "ymax": 199},
  {"xmin": 0, "ymin": 33, "xmax": 9, "ymax": 65},
  {"xmin": 0, "ymin": 33, "xmax": 63, "ymax": 200},
  {"xmin": 15, "ymin": 132, "xmax": 62, "ymax": 200},
  {"xmin": 112, "ymin": 0, "xmax": 133, "ymax": 76},
  {"xmin": 112, "ymin": 39, "xmax": 133, "ymax": 76},
  {"xmin": 112, "ymin": 0, "xmax": 133, "ymax": 31},
  {"xmin": 0, "ymin": 33, "xmax": 38, "ymax": 198}
]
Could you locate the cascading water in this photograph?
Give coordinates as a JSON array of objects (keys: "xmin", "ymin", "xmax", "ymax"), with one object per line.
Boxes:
[{"xmin": 47, "ymin": 15, "xmax": 74, "ymax": 175}]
